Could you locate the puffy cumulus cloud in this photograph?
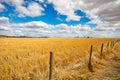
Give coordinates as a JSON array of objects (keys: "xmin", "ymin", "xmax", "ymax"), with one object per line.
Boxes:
[
  {"xmin": 23, "ymin": 21, "xmax": 53, "ymax": 29},
  {"xmin": 55, "ymin": 24, "xmax": 91, "ymax": 31},
  {"xmin": 94, "ymin": 27, "xmax": 114, "ymax": 31},
  {"xmin": 0, "ymin": 17, "xmax": 53, "ymax": 37},
  {"xmin": 0, "ymin": 17, "xmax": 9, "ymax": 24},
  {"xmin": 0, "ymin": 16, "xmax": 120, "ymax": 37},
  {"xmin": 48, "ymin": 0, "xmax": 120, "ymax": 20},
  {"xmin": 0, "ymin": 26, "xmax": 10, "ymax": 31},
  {"xmin": 0, "ymin": 17, "xmax": 10, "ymax": 31},
  {"xmin": 17, "ymin": 2, "xmax": 44, "ymax": 17},
  {"xmin": 88, "ymin": 30, "xmax": 114, "ymax": 38},
  {"xmin": 39, "ymin": 0, "xmax": 44, "ymax": 3},
  {"xmin": 0, "ymin": 3, "xmax": 5, "ymax": 12},
  {"xmin": 2, "ymin": 0, "xmax": 44, "ymax": 17},
  {"xmin": 93, "ymin": 0, "xmax": 119, "ymax": 25},
  {"xmin": 48, "ymin": 0, "xmax": 81, "ymax": 21},
  {"xmin": 48, "ymin": 0, "xmax": 120, "ymax": 30},
  {"xmin": 25, "ymin": 2, "xmax": 44, "ymax": 17},
  {"xmin": 0, "ymin": 17, "xmax": 12, "ymax": 35},
  {"xmin": 55, "ymin": 24, "xmax": 68, "ymax": 29}
]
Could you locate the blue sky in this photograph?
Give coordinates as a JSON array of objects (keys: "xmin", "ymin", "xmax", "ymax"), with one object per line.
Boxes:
[
  {"xmin": 0, "ymin": 1, "xmax": 91, "ymax": 25},
  {"xmin": 0, "ymin": 0, "xmax": 120, "ymax": 37}
]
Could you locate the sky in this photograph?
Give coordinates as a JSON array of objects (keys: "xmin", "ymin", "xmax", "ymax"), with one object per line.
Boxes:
[{"xmin": 0, "ymin": 0, "xmax": 120, "ymax": 37}]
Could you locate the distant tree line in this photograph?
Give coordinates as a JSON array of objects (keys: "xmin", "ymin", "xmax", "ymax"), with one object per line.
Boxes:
[
  {"xmin": 0, "ymin": 35, "xmax": 49, "ymax": 38},
  {"xmin": 74, "ymin": 36, "xmax": 90, "ymax": 38}
]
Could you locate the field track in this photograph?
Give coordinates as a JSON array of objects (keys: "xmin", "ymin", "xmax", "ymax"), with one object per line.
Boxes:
[{"xmin": 89, "ymin": 43, "xmax": 120, "ymax": 80}]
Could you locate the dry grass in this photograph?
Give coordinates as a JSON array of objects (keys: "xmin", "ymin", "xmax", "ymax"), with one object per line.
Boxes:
[{"xmin": 0, "ymin": 38, "xmax": 119, "ymax": 80}]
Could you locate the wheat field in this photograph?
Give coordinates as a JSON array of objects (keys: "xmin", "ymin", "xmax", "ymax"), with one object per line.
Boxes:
[{"xmin": 0, "ymin": 38, "xmax": 119, "ymax": 80}]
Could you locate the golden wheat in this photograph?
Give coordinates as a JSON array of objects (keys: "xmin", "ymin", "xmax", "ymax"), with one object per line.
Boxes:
[{"xmin": 0, "ymin": 38, "xmax": 119, "ymax": 80}]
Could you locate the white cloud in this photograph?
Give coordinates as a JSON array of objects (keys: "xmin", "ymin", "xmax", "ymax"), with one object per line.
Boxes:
[
  {"xmin": 48, "ymin": 0, "xmax": 120, "ymax": 31},
  {"xmin": 0, "ymin": 1, "xmax": 120, "ymax": 38},
  {"xmin": 48, "ymin": 0, "xmax": 81, "ymax": 21},
  {"xmin": 0, "ymin": 17, "xmax": 11, "ymax": 36},
  {"xmin": 39, "ymin": 0, "xmax": 44, "ymax": 3},
  {"xmin": 0, "ymin": 17, "xmax": 9, "ymax": 24},
  {"xmin": 94, "ymin": 26, "xmax": 114, "ymax": 31},
  {"xmin": 0, "ymin": 16, "xmax": 119, "ymax": 37},
  {"xmin": 1, "ymin": 0, "xmax": 120, "ymax": 30},
  {"xmin": 2, "ymin": 0, "xmax": 44, "ymax": 17},
  {"xmin": 23, "ymin": 21, "xmax": 53, "ymax": 29},
  {"xmin": 27, "ymin": 2, "xmax": 44, "ymax": 17},
  {"xmin": 17, "ymin": 2, "xmax": 44, "ymax": 17},
  {"xmin": 48, "ymin": 0, "xmax": 120, "ymax": 37},
  {"xmin": 0, "ymin": 26, "xmax": 10, "ymax": 31},
  {"xmin": 56, "ymin": 24, "xmax": 68, "ymax": 29},
  {"xmin": 0, "ymin": 3, "xmax": 5, "ymax": 12}
]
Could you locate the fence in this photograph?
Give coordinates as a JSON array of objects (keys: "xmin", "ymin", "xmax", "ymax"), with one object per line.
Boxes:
[{"xmin": 48, "ymin": 40, "xmax": 120, "ymax": 80}]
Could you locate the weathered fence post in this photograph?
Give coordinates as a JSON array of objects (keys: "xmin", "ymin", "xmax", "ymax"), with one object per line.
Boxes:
[
  {"xmin": 107, "ymin": 42, "xmax": 109, "ymax": 52},
  {"xmin": 88, "ymin": 45, "xmax": 93, "ymax": 72},
  {"xmin": 100, "ymin": 43, "xmax": 104, "ymax": 57},
  {"xmin": 49, "ymin": 51, "xmax": 53, "ymax": 80},
  {"xmin": 111, "ymin": 41, "xmax": 113, "ymax": 48},
  {"xmin": 113, "ymin": 41, "xmax": 115, "ymax": 47},
  {"xmin": 107, "ymin": 42, "xmax": 109, "ymax": 48}
]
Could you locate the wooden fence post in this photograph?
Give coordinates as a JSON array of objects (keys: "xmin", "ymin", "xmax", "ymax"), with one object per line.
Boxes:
[
  {"xmin": 107, "ymin": 42, "xmax": 109, "ymax": 52},
  {"xmin": 113, "ymin": 41, "xmax": 114, "ymax": 47},
  {"xmin": 107, "ymin": 42, "xmax": 109, "ymax": 48},
  {"xmin": 88, "ymin": 45, "xmax": 93, "ymax": 72},
  {"xmin": 111, "ymin": 41, "xmax": 113, "ymax": 48},
  {"xmin": 49, "ymin": 52, "xmax": 53, "ymax": 80},
  {"xmin": 100, "ymin": 43, "xmax": 104, "ymax": 57},
  {"xmin": 113, "ymin": 41, "xmax": 114, "ymax": 48}
]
